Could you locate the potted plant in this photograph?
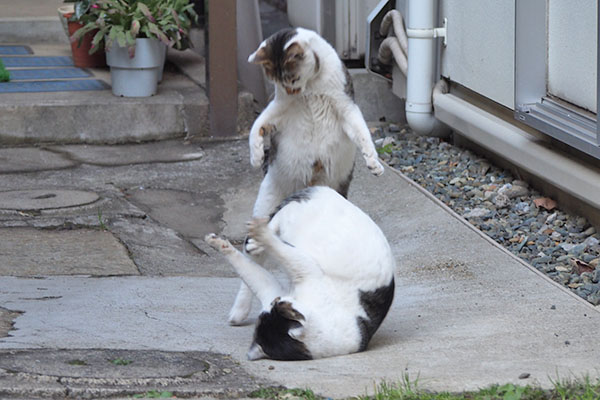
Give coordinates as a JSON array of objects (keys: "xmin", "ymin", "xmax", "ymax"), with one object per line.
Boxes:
[
  {"xmin": 72, "ymin": 0, "xmax": 198, "ymax": 97},
  {"xmin": 64, "ymin": 0, "xmax": 108, "ymax": 68},
  {"xmin": 58, "ymin": 1, "xmax": 75, "ymax": 38}
]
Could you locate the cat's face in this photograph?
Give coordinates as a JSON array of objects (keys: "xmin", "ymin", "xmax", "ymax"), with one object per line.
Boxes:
[
  {"xmin": 248, "ymin": 28, "xmax": 319, "ymax": 95},
  {"xmin": 247, "ymin": 298, "xmax": 312, "ymax": 361}
]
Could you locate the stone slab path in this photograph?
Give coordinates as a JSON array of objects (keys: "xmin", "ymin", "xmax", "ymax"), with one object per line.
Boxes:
[{"xmin": 0, "ymin": 139, "xmax": 598, "ymax": 398}]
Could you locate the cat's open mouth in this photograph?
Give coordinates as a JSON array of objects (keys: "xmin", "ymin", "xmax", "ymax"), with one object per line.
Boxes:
[{"xmin": 285, "ymin": 87, "xmax": 302, "ymax": 95}]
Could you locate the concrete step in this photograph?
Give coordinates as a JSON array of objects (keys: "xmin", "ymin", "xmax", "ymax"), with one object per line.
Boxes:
[{"xmin": 0, "ymin": 18, "xmax": 254, "ymax": 144}]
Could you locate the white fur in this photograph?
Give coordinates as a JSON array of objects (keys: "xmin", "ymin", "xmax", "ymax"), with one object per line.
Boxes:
[
  {"xmin": 249, "ymin": 27, "xmax": 383, "ymax": 216},
  {"xmin": 230, "ymin": 28, "xmax": 385, "ymax": 324},
  {"xmin": 206, "ymin": 187, "xmax": 395, "ymax": 359}
]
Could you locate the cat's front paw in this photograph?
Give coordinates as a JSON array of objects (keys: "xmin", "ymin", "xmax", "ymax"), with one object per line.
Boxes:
[
  {"xmin": 366, "ymin": 156, "xmax": 385, "ymax": 176},
  {"xmin": 246, "ymin": 217, "xmax": 271, "ymax": 245},
  {"xmin": 250, "ymin": 147, "xmax": 265, "ymax": 169},
  {"xmin": 249, "ymin": 133, "xmax": 265, "ymax": 168},
  {"xmin": 245, "ymin": 237, "xmax": 265, "ymax": 256},
  {"xmin": 249, "ymin": 124, "xmax": 277, "ymax": 168},
  {"xmin": 205, "ymin": 233, "xmax": 235, "ymax": 255}
]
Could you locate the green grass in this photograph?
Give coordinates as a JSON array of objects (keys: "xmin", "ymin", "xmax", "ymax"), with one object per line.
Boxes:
[
  {"xmin": 354, "ymin": 374, "xmax": 600, "ymax": 400},
  {"xmin": 249, "ymin": 375, "xmax": 600, "ymax": 400},
  {"xmin": 109, "ymin": 357, "xmax": 133, "ymax": 366},
  {"xmin": 377, "ymin": 143, "xmax": 394, "ymax": 155},
  {"xmin": 249, "ymin": 387, "xmax": 320, "ymax": 400},
  {"xmin": 97, "ymin": 208, "xmax": 108, "ymax": 230}
]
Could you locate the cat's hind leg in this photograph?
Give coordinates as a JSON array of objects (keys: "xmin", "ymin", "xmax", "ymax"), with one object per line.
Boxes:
[
  {"xmin": 229, "ymin": 172, "xmax": 287, "ymax": 325},
  {"xmin": 246, "ymin": 171, "xmax": 287, "ymax": 255},
  {"xmin": 205, "ymin": 234, "xmax": 283, "ymax": 313},
  {"xmin": 247, "ymin": 218, "xmax": 323, "ymax": 283},
  {"xmin": 228, "ymin": 281, "xmax": 254, "ymax": 325}
]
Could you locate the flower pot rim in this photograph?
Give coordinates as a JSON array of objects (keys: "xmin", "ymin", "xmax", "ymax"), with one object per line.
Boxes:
[{"xmin": 58, "ymin": 4, "xmax": 74, "ymax": 14}]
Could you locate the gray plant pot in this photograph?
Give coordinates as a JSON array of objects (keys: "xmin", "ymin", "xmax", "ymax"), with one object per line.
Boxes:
[
  {"xmin": 106, "ymin": 38, "xmax": 163, "ymax": 97},
  {"xmin": 158, "ymin": 44, "xmax": 167, "ymax": 83}
]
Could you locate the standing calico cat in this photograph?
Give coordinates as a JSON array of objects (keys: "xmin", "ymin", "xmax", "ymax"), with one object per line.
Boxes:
[
  {"xmin": 248, "ymin": 27, "xmax": 383, "ymax": 217},
  {"xmin": 205, "ymin": 186, "xmax": 395, "ymax": 360},
  {"xmin": 228, "ymin": 27, "xmax": 384, "ymax": 325}
]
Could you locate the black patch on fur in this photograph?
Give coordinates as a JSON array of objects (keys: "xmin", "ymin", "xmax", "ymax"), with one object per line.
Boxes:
[
  {"xmin": 262, "ymin": 131, "xmax": 281, "ymax": 175},
  {"xmin": 337, "ymin": 165, "xmax": 354, "ymax": 199},
  {"xmin": 265, "ymin": 28, "xmax": 298, "ymax": 80},
  {"xmin": 356, "ymin": 277, "xmax": 395, "ymax": 352},
  {"xmin": 343, "ymin": 64, "xmax": 355, "ymax": 100},
  {"xmin": 269, "ymin": 187, "xmax": 315, "ymax": 220},
  {"xmin": 253, "ymin": 304, "xmax": 312, "ymax": 361}
]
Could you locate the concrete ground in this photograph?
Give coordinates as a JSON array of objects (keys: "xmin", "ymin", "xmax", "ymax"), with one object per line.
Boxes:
[
  {"xmin": 0, "ymin": 1, "xmax": 255, "ymax": 144},
  {"xmin": 0, "ymin": 138, "xmax": 599, "ymax": 399},
  {"xmin": 1, "ymin": 2, "xmax": 599, "ymax": 399}
]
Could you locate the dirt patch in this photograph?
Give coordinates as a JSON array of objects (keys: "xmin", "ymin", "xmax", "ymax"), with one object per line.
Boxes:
[{"xmin": 417, "ymin": 259, "xmax": 474, "ymax": 280}]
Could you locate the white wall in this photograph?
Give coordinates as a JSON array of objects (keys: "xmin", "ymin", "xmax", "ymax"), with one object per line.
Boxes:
[
  {"xmin": 439, "ymin": 0, "xmax": 597, "ymax": 114},
  {"xmin": 547, "ymin": 0, "xmax": 597, "ymax": 113},
  {"xmin": 439, "ymin": 0, "xmax": 515, "ymax": 109},
  {"xmin": 287, "ymin": 0, "xmax": 379, "ymax": 59}
]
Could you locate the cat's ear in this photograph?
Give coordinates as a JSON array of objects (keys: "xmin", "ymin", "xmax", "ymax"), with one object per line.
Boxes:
[
  {"xmin": 273, "ymin": 300, "xmax": 305, "ymax": 322},
  {"xmin": 247, "ymin": 342, "xmax": 266, "ymax": 360},
  {"xmin": 274, "ymin": 300, "xmax": 306, "ymax": 341},
  {"xmin": 284, "ymin": 42, "xmax": 305, "ymax": 63},
  {"xmin": 248, "ymin": 46, "xmax": 269, "ymax": 64},
  {"xmin": 288, "ymin": 326, "xmax": 305, "ymax": 341}
]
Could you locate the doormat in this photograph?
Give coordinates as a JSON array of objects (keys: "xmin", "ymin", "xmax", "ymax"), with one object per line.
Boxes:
[
  {"xmin": 9, "ymin": 68, "xmax": 92, "ymax": 81},
  {"xmin": 1, "ymin": 56, "xmax": 73, "ymax": 68},
  {"xmin": 0, "ymin": 45, "xmax": 33, "ymax": 55},
  {"xmin": 0, "ymin": 79, "xmax": 109, "ymax": 93}
]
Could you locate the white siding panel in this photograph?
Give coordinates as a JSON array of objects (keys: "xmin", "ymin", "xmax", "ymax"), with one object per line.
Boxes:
[
  {"xmin": 547, "ymin": 0, "xmax": 597, "ymax": 113},
  {"xmin": 440, "ymin": 0, "xmax": 515, "ymax": 109}
]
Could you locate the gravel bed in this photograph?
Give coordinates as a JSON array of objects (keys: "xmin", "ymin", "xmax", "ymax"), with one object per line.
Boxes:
[{"xmin": 373, "ymin": 124, "xmax": 600, "ymax": 305}]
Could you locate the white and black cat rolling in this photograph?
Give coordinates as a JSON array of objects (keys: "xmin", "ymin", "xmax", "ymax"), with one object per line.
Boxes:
[
  {"xmin": 228, "ymin": 27, "xmax": 385, "ymax": 325},
  {"xmin": 205, "ymin": 186, "xmax": 395, "ymax": 360}
]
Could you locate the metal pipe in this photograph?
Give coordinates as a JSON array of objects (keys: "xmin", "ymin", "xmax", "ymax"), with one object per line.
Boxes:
[
  {"xmin": 379, "ymin": 9, "xmax": 408, "ymax": 54},
  {"xmin": 434, "ymin": 92, "xmax": 600, "ymax": 210},
  {"xmin": 378, "ymin": 36, "xmax": 408, "ymax": 76},
  {"xmin": 405, "ymin": 0, "xmax": 449, "ymax": 137}
]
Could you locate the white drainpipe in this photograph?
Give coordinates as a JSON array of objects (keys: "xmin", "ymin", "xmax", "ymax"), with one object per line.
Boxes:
[{"xmin": 406, "ymin": 0, "xmax": 449, "ymax": 137}]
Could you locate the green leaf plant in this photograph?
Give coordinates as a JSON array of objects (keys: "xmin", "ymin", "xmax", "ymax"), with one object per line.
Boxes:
[
  {"xmin": 70, "ymin": 0, "xmax": 198, "ymax": 57},
  {"xmin": 0, "ymin": 59, "xmax": 9, "ymax": 82}
]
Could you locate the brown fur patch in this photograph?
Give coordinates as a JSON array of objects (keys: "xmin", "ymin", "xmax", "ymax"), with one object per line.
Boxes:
[
  {"xmin": 250, "ymin": 47, "xmax": 270, "ymax": 65},
  {"xmin": 309, "ymin": 160, "xmax": 325, "ymax": 186},
  {"xmin": 274, "ymin": 300, "xmax": 305, "ymax": 322},
  {"xmin": 259, "ymin": 124, "xmax": 276, "ymax": 137},
  {"xmin": 284, "ymin": 42, "xmax": 304, "ymax": 63}
]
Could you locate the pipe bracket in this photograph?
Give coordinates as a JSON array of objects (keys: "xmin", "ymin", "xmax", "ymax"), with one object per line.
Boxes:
[{"xmin": 406, "ymin": 17, "xmax": 447, "ymax": 46}]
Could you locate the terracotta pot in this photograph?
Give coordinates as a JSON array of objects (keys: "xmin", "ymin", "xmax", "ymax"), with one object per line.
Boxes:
[
  {"xmin": 58, "ymin": 4, "xmax": 74, "ymax": 37},
  {"xmin": 66, "ymin": 16, "xmax": 106, "ymax": 68}
]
